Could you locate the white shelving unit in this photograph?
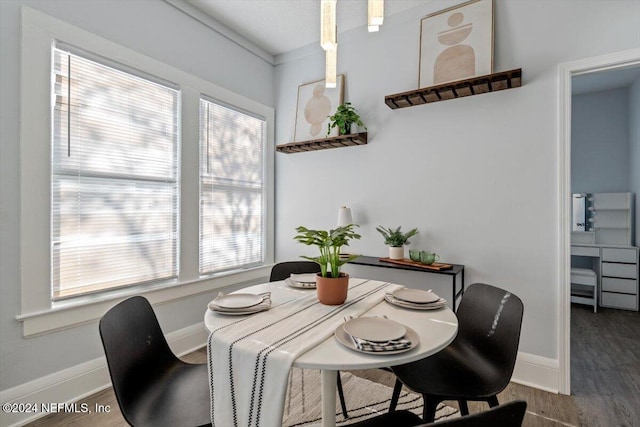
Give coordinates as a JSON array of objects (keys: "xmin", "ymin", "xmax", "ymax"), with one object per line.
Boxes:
[{"xmin": 589, "ymin": 193, "xmax": 634, "ymax": 246}]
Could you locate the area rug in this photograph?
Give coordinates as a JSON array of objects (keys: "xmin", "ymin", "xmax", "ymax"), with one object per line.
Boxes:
[{"xmin": 282, "ymin": 368, "xmax": 459, "ymax": 426}]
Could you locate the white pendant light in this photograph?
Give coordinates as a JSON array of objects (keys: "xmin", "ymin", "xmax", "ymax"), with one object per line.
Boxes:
[
  {"xmin": 325, "ymin": 46, "xmax": 337, "ymax": 88},
  {"xmin": 368, "ymin": 0, "xmax": 384, "ymax": 32},
  {"xmin": 320, "ymin": 0, "xmax": 337, "ymax": 50}
]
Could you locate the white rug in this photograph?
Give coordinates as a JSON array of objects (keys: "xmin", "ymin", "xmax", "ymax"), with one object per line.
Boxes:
[{"xmin": 282, "ymin": 368, "xmax": 459, "ymax": 426}]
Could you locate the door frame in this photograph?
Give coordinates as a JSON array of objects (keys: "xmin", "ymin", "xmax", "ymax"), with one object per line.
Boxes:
[{"xmin": 557, "ymin": 48, "xmax": 640, "ymax": 394}]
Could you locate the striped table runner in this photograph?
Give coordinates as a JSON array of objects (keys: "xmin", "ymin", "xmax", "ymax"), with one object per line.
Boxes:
[{"xmin": 207, "ymin": 278, "xmax": 401, "ymax": 427}]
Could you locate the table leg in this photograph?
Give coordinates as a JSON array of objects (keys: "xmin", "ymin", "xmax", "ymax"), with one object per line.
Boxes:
[
  {"xmin": 452, "ymin": 276, "xmax": 457, "ymax": 311},
  {"xmin": 321, "ymin": 369, "xmax": 337, "ymax": 427}
]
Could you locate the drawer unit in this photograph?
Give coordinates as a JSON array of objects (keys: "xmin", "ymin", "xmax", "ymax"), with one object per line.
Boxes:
[
  {"xmin": 601, "ymin": 292, "xmax": 638, "ymax": 311},
  {"xmin": 601, "ymin": 262, "xmax": 638, "ymax": 279},
  {"xmin": 602, "ymin": 248, "xmax": 639, "ymax": 263},
  {"xmin": 601, "ymin": 277, "xmax": 638, "ymax": 294},
  {"xmin": 599, "ymin": 246, "xmax": 639, "ymax": 311}
]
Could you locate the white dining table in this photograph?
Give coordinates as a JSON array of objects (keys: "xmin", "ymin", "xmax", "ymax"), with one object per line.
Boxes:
[{"xmin": 204, "ymin": 279, "xmax": 458, "ymax": 427}]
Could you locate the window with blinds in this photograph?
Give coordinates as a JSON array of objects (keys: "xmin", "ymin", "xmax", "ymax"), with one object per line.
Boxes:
[
  {"xmin": 199, "ymin": 98, "xmax": 265, "ymax": 274},
  {"xmin": 51, "ymin": 46, "xmax": 179, "ymax": 300}
]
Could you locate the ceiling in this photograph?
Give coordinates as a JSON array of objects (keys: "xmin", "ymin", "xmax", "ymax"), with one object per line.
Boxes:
[
  {"xmin": 181, "ymin": 0, "xmax": 640, "ymax": 92},
  {"xmin": 184, "ymin": 0, "xmax": 428, "ymax": 56}
]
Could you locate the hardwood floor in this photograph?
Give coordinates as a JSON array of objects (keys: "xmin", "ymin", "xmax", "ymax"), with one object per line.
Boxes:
[
  {"xmin": 25, "ymin": 307, "xmax": 639, "ymax": 426},
  {"xmin": 570, "ymin": 304, "xmax": 640, "ymax": 427}
]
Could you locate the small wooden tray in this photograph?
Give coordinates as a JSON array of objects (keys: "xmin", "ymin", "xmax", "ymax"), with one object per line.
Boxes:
[{"xmin": 379, "ymin": 258, "xmax": 453, "ymax": 271}]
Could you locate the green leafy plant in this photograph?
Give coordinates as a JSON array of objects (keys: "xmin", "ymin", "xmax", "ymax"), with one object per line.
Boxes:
[
  {"xmin": 327, "ymin": 102, "xmax": 366, "ymax": 136},
  {"xmin": 376, "ymin": 226, "xmax": 419, "ymax": 247},
  {"xmin": 294, "ymin": 224, "xmax": 361, "ymax": 278}
]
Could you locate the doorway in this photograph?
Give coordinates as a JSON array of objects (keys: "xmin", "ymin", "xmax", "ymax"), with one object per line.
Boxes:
[{"xmin": 558, "ymin": 48, "xmax": 640, "ymax": 395}]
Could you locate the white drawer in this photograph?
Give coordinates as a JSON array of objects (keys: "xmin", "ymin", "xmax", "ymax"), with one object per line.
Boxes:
[
  {"xmin": 571, "ymin": 246, "xmax": 600, "ymax": 257},
  {"xmin": 601, "ymin": 262, "xmax": 638, "ymax": 279},
  {"xmin": 601, "ymin": 277, "xmax": 638, "ymax": 294},
  {"xmin": 601, "ymin": 291, "xmax": 639, "ymax": 311},
  {"xmin": 602, "ymin": 248, "xmax": 638, "ymax": 263},
  {"xmin": 571, "ymin": 274, "xmax": 597, "ymax": 286}
]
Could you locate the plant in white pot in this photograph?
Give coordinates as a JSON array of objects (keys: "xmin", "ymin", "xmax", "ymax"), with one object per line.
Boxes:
[
  {"xmin": 327, "ymin": 102, "xmax": 366, "ymax": 136},
  {"xmin": 293, "ymin": 224, "xmax": 361, "ymax": 305},
  {"xmin": 376, "ymin": 226, "xmax": 419, "ymax": 260}
]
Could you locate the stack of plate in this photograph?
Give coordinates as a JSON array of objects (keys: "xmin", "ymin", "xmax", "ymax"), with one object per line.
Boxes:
[
  {"xmin": 208, "ymin": 292, "xmax": 271, "ymax": 315},
  {"xmin": 335, "ymin": 317, "xmax": 419, "ymax": 354},
  {"xmin": 285, "ymin": 273, "xmax": 317, "ymax": 289},
  {"xmin": 385, "ymin": 288, "xmax": 447, "ymax": 310}
]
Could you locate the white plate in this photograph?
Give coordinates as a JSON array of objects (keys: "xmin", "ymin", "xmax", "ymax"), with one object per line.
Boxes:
[
  {"xmin": 211, "ymin": 307, "xmax": 267, "ymax": 316},
  {"xmin": 343, "ymin": 317, "xmax": 406, "ymax": 342},
  {"xmin": 335, "ymin": 324, "xmax": 419, "ymax": 355},
  {"xmin": 384, "ymin": 294, "xmax": 447, "ymax": 310},
  {"xmin": 290, "ymin": 273, "xmax": 317, "ymax": 283},
  {"xmin": 285, "ymin": 278, "xmax": 316, "ymax": 289},
  {"xmin": 392, "ymin": 288, "xmax": 440, "ymax": 304},
  {"xmin": 212, "ymin": 293, "xmax": 263, "ymax": 309}
]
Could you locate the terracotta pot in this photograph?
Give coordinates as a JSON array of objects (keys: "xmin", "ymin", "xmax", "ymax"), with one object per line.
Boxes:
[
  {"xmin": 389, "ymin": 246, "xmax": 404, "ymax": 260},
  {"xmin": 316, "ymin": 272, "xmax": 349, "ymax": 305}
]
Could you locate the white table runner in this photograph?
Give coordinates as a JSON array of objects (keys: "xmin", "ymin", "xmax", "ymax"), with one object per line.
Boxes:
[{"xmin": 207, "ymin": 278, "xmax": 400, "ymax": 427}]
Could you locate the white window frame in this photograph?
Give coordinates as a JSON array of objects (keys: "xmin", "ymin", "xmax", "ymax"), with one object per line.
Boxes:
[
  {"xmin": 18, "ymin": 7, "xmax": 274, "ymax": 336},
  {"xmin": 198, "ymin": 97, "xmax": 268, "ymax": 275}
]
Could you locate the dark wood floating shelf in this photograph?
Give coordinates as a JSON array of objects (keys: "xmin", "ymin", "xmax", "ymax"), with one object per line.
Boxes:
[
  {"xmin": 276, "ymin": 132, "xmax": 368, "ymax": 154},
  {"xmin": 385, "ymin": 68, "xmax": 522, "ymax": 110}
]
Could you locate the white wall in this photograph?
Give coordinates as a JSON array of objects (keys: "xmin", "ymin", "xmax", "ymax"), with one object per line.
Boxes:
[
  {"xmin": 631, "ymin": 77, "xmax": 640, "ymax": 246},
  {"xmin": 571, "ymin": 88, "xmax": 630, "ymax": 194},
  {"xmin": 0, "ymin": 0, "xmax": 273, "ymax": 391},
  {"xmin": 274, "ymin": 0, "xmax": 640, "ymax": 367}
]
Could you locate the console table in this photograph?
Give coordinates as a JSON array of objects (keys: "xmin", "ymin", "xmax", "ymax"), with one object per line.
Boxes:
[{"xmin": 346, "ymin": 256, "xmax": 465, "ymax": 311}]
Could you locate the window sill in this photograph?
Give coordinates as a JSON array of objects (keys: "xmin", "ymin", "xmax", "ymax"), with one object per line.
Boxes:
[{"xmin": 16, "ymin": 264, "xmax": 272, "ymax": 337}]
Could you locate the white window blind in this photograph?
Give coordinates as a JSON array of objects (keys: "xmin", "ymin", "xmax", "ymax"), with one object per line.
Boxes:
[
  {"xmin": 199, "ymin": 98, "xmax": 265, "ymax": 274},
  {"xmin": 51, "ymin": 46, "xmax": 179, "ymax": 300}
]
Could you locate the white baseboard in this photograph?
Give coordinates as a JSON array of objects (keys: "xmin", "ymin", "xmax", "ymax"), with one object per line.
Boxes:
[
  {"xmin": 1, "ymin": 327, "xmax": 560, "ymax": 426},
  {"xmin": 512, "ymin": 351, "xmax": 561, "ymax": 393},
  {"xmin": 0, "ymin": 323, "xmax": 209, "ymax": 427}
]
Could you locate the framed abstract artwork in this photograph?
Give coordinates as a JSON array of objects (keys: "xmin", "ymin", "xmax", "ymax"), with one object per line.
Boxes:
[
  {"xmin": 294, "ymin": 75, "xmax": 344, "ymax": 142},
  {"xmin": 419, "ymin": 0, "xmax": 494, "ymax": 88}
]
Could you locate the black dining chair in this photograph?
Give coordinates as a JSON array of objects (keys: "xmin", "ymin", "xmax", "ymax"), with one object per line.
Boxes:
[
  {"xmin": 99, "ymin": 296, "xmax": 212, "ymax": 427},
  {"xmin": 347, "ymin": 400, "xmax": 527, "ymax": 427},
  {"xmin": 269, "ymin": 260, "xmax": 321, "ymax": 281},
  {"xmin": 269, "ymin": 261, "xmax": 353, "ymax": 417},
  {"xmin": 389, "ymin": 283, "xmax": 524, "ymax": 422}
]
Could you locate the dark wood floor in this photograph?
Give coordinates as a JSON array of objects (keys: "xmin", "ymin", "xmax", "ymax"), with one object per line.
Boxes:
[
  {"xmin": 570, "ymin": 304, "xmax": 640, "ymax": 427},
  {"xmin": 25, "ymin": 305, "xmax": 639, "ymax": 426}
]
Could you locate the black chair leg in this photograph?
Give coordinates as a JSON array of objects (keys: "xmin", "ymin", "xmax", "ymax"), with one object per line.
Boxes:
[
  {"xmin": 388, "ymin": 379, "xmax": 403, "ymax": 412},
  {"xmin": 488, "ymin": 395, "xmax": 499, "ymax": 408},
  {"xmin": 458, "ymin": 400, "xmax": 469, "ymax": 415},
  {"xmin": 337, "ymin": 372, "xmax": 349, "ymax": 418},
  {"xmin": 422, "ymin": 395, "xmax": 440, "ymax": 423}
]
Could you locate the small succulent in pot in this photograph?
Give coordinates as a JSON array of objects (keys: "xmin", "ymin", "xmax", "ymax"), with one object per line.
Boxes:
[
  {"xmin": 327, "ymin": 102, "xmax": 366, "ymax": 136},
  {"xmin": 376, "ymin": 226, "xmax": 419, "ymax": 260},
  {"xmin": 376, "ymin": 226, "xmax": 419, "ymax": 247}
]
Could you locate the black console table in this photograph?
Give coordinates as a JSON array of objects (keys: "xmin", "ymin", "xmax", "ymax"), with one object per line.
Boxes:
[{"xmin": 347, "ymin": 256, "xmax": 465, "ymax": 311}]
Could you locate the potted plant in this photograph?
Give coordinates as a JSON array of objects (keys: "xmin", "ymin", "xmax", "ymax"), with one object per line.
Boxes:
[
  {"xmin": 376, "ymin": 226, "xmax": 419, "ymax": 260},
  {"xmin": 327, "ymin": 102, "xmax": 366, "ymax": 136},
  {"xmin": 293, "ymin": 224, "xmax": 361, "ymax": 305}
]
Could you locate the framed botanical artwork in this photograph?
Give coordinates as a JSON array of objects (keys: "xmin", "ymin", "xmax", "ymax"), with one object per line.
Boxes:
[
  {"xmin": 294, "ymin": 75, "xmax": 344, "ymax": 142},
  {"xmin": 419, "ymin": 0, "xmax": 494, "ymax": 88}
]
